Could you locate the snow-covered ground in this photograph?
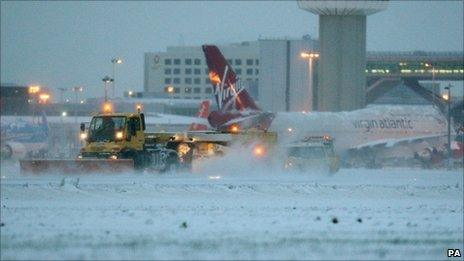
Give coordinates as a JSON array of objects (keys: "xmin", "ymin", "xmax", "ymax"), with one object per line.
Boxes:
[{"xmin": 1, "ymin": 161, "xmax": 462, "ymax": 260}]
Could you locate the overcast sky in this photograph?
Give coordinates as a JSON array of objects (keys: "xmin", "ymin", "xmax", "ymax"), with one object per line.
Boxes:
[{"xmin": 1, "ymin": 1, "xmax": 463, "ymax": 99}]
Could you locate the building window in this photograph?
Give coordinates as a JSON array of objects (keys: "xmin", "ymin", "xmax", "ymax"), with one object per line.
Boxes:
[
  {"xmin": 185, "ymin": 87, "xmax": 192, "ymax": 93},
  {"xmin": 255, "ymin": 69, "xmax": 259, "ymax": 75},
  {"xmin": 185, "ymin": 59, "xmax": 192, "ymax": 65},
  {"xmin": 227, "ymin": 59, "xmax": 233, "ymax": 65},
  {"xmin": 194, "ymin": 97, "xmax": 201, "ymax": 100},
  {"xmin": 173, "ymin": 78, "xmax": 180, "ymax": 84},
  {"xmin": 173, "ymin": 68, "xmax": 180, "ymax": 74},
  {"xmin": 194, "ymin": 78, "xmax": 201, "ymax": 84},
  {"xmin": 194, "ymin": 87, "xmax": 201, "ymax": 93},
  {"xmin": 194, "ymin": 68, "xmax": 201, "ymax": 75},
  {"xmin": 174, "ymin": 87, "xmax": 180, "ymax": 93},
  {"xmin": 204, "ymin": 69, "xmax": 209, "ymax": 75},
  {"xmin": 185, "ymin": 78, "xmax": 192, "ymax": 84},
  {"xmin": 235, "ymin": 59, "xmax": 242, "ymax": 65},
  {"xmin": 246, "ymin": 59, "xmax": 253, "ymax": 66},
  {"xmin": 174, "ymin": 59, "xmax": 181, "ymax": 65},
  {"xmin": 205, "ymin": 78, "xmax": 211, "ymax": 84},
  {"xmin": 205, "ymin": 87, "xmax": 212, "ymax": 94},
  {"xmin": 255, "ymin": 59, "xmax": 259, "ymax": 65},
  {"xmin": 246, "ymin": 68, "xmax": 253, "ymax": 75},
  {"xmin": 185, "ymin": 68, "xmax": 192, "ymax": 74},
  {"xmin": 164, "ymin": 59, "xmax": 171, "ymax": 65},
  {"xmin": 164, "ymin": 68, "xmax": 171, "ymax": 75},
  {"xmin": 236, "ymin": 68, "xmax": 242, "ymax": 75},
  {"xmin": 164, "ymin": 78, "xmax": 171, "ymax": 84},
  {"xmin": 194, "ymin": 59, "xmax": 201, "ymax": 65}
]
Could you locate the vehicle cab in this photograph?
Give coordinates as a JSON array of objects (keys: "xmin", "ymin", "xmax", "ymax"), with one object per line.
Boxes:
[
  {"xmin": 284, "ymin": 135, "xmax": 339, "ymax": 173},
  {"xmin": 78, "ymin": 112, "xmax": 146, "ymax": 159}
]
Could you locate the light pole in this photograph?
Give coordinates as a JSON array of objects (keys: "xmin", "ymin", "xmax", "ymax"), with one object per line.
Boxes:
[
  {"xmin": 111, "ymin": 58, "xmax": 123, "ymax": 98},
  {"xmin": 443, "ymin": 84, "xmax": 452, "ymax": 169},
  {"xmin": 102, "ymin": 76, "xmax": 114, "ymax": 102},
  {"xmin": 166, "ymin": 85, "xmax": 174, "ymax": 114},
  {"xmin": 425, "ymin": 62, "xmax": 436, "ymax": 107},
  {"xmin": 28, "ymin": 85, "xmax": 41, "ymax": 120},
  {"xmin": 72, "ymin": 86, "xmax": 84, "ymax": 123},
  {"xmin": 301, "ymin": 51, "xmax": 319, "ymax": 111}
]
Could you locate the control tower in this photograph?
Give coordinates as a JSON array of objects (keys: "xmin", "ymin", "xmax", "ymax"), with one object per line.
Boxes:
[{"xmin": 298, "ymin": 1, "xmax": 388, "ymax": 111}]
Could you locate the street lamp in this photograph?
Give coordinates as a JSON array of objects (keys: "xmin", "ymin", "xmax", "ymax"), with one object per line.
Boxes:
[
  {"xmin": 166, "ymin": 85, "xmax": 175, "ymax": 113},
  {"xmin": 444, "ymin": 84, "xmax": 453, "ymax": 169},
  {"xmin": 111, "ymin": 58, "xmax": 123, "ymax": 98},
  {"xmin": 300, "ymin": 51, "xmax": 319, "ymax": 111},
  {"xmin": 425, "ymin": 62, "xmax": 436, "ymax": 107},
  {"xmin": 102, "ymin": 76, "xmax": 114, "ymax": 102},
  {"xmin": 28, "ymin": 85, "xmax": 41, "ymax": 118},
  {"xmin": 72, "ymin": 86, "xmax": 84, "ymax": 123}
]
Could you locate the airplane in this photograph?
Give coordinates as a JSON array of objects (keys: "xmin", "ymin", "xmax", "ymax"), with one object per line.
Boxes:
[
  {"xmin": 202, "ymin": 44, "xmax": 455, "ymax": 165},
  {"xmin": 1, "ymin": 112, "xmax": 49, "ymax": 159}
]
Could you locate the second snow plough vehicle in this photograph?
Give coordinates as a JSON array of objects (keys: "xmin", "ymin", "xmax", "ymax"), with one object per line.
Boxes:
[{"xmin": 20, "ymin": 111, "xmax": 277, "ymax": 174}]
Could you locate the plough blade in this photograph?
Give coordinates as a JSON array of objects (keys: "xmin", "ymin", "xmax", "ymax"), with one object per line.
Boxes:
[{"xmin": 20, "ymin": 159, "xmax": 134, "ymax": 174}]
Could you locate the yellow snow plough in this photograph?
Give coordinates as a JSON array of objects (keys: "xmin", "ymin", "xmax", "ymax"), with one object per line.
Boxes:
[{"xmin": 20, "ymin": 111, "xmax": 277, "ymax": 174}]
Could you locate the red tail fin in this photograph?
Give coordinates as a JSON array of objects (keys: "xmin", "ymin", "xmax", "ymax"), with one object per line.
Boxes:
[
  {"xmin": 189, "ymin": 100, "xmax": 210, "ymax": 131},
  {"xmin": 196, "ymin": 100, "xmax": 210, "ymax": 118},
  {"xmin": 202, "ymin": 45, "xmax": 260, "ymax": 112}
]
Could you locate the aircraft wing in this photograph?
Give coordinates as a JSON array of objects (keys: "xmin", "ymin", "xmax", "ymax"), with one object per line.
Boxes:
[{"xmin": 352, "ymin": 134, "xmax": 451, "ymax": 150}]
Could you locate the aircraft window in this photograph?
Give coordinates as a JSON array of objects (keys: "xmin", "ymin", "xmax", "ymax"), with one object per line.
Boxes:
[
  {"xmin": 164, "ymin": 59, "xmax": 171, "ymax": 65},
  {"xmin": 164, "ymin": 68, "xmax": 171, "ymax": 75},
  {"xmin": 185, "ymin": 59, "xmax": 192, "ymax": 65}
]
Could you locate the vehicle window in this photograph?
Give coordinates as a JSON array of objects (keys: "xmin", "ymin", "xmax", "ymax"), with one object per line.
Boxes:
[{"xmin": 89, "ymin": 116, "xmax": 126, "ymax": 142}]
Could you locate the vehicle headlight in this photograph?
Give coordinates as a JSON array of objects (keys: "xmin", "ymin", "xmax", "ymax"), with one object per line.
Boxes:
[
  {"xmin": 80, "ymin": 132, "xmax": 87, "ymax": 140},
  {"xmin": 115, "ymin": 131, "xmax": 124, "ymax": 140}
]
